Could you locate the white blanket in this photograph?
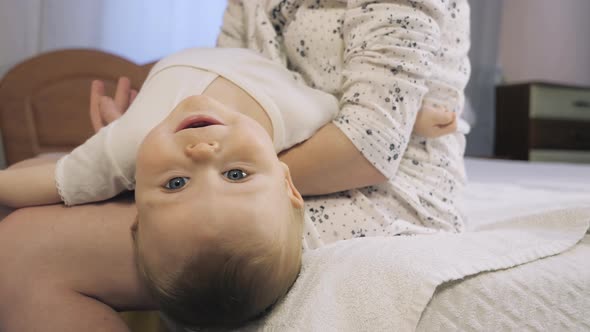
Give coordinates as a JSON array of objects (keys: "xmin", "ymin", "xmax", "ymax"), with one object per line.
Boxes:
[
  {"xmin": 237, "ymin": 208, "xmax": 589, "ymax": 331},
  {"xmin": 418, "ymin": 235, "xmax": 590, "ymax": 331}
]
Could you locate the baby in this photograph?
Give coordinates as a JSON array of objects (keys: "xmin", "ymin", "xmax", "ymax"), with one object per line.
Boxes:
[{"xmin": 0, "ymin": 48, "xmax": 456, "ymax": 328}]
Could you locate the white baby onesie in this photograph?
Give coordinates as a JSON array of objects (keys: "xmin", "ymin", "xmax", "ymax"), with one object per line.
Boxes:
[{"xmin": 56, "ymin": 48, "xmax": 338, "ymax": 206}]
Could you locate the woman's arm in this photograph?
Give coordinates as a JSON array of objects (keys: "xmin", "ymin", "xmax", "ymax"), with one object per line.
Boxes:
[
  {"xmin": 279, "ymin": 123, "xmax": 386, "ymax": 196},
  {"xmin": 282, "ymin": 1, "xmax": 448, "ymax": 196},
  {"xmin": 216, "ymin": 0, "xmax": 247, "ymax": 48},
  {"xmin": 281, "ymin": 105, "xmax": 457, "ymax": 196},
  {"xmin": 330, "ymin": 0, "xmax": 445, "ymax": 181},
  {"xmin": 0, "ymin": 162, "xmax": 61, "ymax": 208}
]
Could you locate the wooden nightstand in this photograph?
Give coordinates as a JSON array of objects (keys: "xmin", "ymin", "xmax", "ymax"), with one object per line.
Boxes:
[{"xmin": 495, "ymin": 82, "xmax": 590, "ymax": 163}]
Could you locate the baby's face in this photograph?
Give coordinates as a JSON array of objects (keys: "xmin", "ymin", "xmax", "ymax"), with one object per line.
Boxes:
[{"xmin": 133, "ymin": 94, "xmax": 302, "ymax": 274}]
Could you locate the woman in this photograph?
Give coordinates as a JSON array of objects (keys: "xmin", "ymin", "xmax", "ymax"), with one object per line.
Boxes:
[{"xmin": 0, "ymin": 1, "xmax": 470, "ymax": 330}]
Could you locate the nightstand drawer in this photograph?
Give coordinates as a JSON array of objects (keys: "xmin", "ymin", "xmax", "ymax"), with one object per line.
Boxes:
[
  {"xmin": 530, "ymin": 149, "xmax": 590, "ymax": 163},
  {"xmin": 530, "ymin": 119, "xmax": 590, "ymax": 150},
  {"xmin": 530, "ymin": 85, "xmax": 590, "ymax": 120},
  {"xmin": 495, "ymin": 82, "xmax": 590, "ymax": 162}
]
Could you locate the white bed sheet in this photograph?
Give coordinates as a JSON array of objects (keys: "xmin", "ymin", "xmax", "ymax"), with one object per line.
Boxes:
[
  {"xmin": 462, "ymin": 158, "xmax": 590, "ymax": 229},
  {"xmin": 465, "ymin": 158, "xmax": 590, "ymax": 191},
  {"xmin": 417, "ymin": 158, "xmax": 590, "ymax": 331}
]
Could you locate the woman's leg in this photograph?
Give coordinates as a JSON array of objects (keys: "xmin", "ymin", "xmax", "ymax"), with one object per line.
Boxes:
[{"xmin": 0, "ymin": 197, "xmax": 156, "ymax": 331}]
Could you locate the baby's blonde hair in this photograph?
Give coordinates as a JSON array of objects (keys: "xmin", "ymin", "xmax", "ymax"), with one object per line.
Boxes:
[{"xmin": 134, "ymin": 204, "xmax": 304, "ymax": 329}]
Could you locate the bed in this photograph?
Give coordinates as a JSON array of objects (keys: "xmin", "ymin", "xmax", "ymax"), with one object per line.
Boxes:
[
  {"xmin": 419, "ymin": 158, "xmax": 590, "ymax": 331},
  {"xmin": 1, "ymin": 50, "xmax": 589, "ymax": 331}
]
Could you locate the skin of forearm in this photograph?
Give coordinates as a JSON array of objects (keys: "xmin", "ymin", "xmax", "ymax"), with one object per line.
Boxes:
[
  {"xmin": 0, "ymin": 162, "xmax": 61, "ymax": 208},
  {"xmin": 279, "ymin": 123, "xmax": 387, "ymax": 196}
]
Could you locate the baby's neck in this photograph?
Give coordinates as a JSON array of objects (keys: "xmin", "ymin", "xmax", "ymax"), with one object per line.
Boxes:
[{"xmin": 202, "ymin": 76, "xmax": 274, "ymax": 140}]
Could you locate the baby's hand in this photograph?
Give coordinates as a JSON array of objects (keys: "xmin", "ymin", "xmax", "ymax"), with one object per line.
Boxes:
[
  {"xmin": 89, "ymin": 77, "xmax": 137, "ymax": 133},
  {"xmin": 413, "ymin": 105, "xmax": 457, "ymax": 138}
]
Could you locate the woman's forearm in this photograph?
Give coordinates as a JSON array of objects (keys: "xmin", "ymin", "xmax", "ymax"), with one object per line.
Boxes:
[
  {"xmin": 0, "ymin": 162, "xmax": 61, "ymax": 208},
  {"xmin": 279, "ymin": 123, "xmax": 387, "ymax": 196}
]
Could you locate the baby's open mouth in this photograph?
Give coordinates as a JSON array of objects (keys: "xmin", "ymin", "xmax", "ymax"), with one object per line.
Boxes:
[{"xmin": 176, "ymin": 115, "xmax": 224, "ymax": 132}]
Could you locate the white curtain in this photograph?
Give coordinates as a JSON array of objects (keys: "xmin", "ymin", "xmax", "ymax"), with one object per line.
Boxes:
[
  {"xmin": 0, "ymin": 0, "xmax": 227, "ymax": 71},
  {"xmin": 0, "ymin": 0, "xmax": 43, "ymax": 77},
  {"xmin": 0, "ymin": 0, "xmax": 227, "ymax": 167},
  {"xmin": 464, "ymin": 0, "xmax": 503, "ymax": 157},
  {"xmin": 97, "ymin": 0, "xmax": 228, "ymax": 63}
]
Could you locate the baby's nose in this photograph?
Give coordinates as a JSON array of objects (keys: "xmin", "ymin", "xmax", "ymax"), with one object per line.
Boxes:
[{"xmin": 185, "ymin": 141, "xmax": 220, "ymax": 161}]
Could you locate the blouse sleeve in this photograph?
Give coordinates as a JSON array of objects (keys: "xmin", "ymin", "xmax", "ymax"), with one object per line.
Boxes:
[
  {"xmin": 216, "ymin": 0, "xmax": 247, "ymax": 48},
  {"xmin": 332, "ymin": 0, "xmax": 446, "ymax": 180}
]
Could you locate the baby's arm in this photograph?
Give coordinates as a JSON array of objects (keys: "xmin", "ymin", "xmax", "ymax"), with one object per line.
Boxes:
[
  {"xmin": 0, "ymin": 77, "xmax": 138, "ymax": 209},
  {"xmin": 0, "ymin": 162, "xmax": 61, "ymax": 208},
  {"xmin": 413, "ymin": 105, "xmax": 457, "ymax": 138}
]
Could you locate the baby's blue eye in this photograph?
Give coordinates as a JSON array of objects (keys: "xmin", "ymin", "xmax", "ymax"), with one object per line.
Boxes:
[
  {"xmin": 164, "ymin": 177, "xmax": 189, "ymax": 190},
  {"xmin": 223, "ymin": 169, "xmax": 248, "ymax": 181}
]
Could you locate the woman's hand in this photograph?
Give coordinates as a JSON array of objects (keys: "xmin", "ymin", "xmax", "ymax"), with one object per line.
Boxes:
[
  {"xmin": 89, "ymin": 77, "xmax": 137, "ymax": 133},
  {"xmin": 413, "ymin": 106, "xmax": 457, "ymax": 138}
]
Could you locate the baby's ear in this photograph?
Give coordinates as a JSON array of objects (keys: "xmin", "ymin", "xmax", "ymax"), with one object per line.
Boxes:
[{"xmin": 280, "ymin": 162, "xmax": 304, "ymax": 209}]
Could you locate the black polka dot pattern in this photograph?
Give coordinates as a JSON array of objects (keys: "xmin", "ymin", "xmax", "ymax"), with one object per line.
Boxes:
[{"xmin": 217, "ymin": 0, "xmax": 471, "ymax": 249}]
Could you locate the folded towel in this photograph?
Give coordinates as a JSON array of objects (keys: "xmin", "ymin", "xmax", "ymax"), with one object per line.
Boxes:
[
  {"xmin": 417, "ymin": 235, "xmax": 590, "ymax": 331},
  {"xmin": 238, "ymin": 207, "xmax": 590, "ymax": 331}
]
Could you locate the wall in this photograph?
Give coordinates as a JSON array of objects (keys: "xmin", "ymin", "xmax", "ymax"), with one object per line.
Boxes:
[{"xmin": 499, "ymin": 0, "xmax": 590, "ymax": 86}]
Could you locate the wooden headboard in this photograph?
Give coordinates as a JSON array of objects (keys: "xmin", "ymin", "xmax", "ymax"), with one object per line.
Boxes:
[{"xmin": 0, "ymin": 49, "xmax": 153, "ymax": 165}]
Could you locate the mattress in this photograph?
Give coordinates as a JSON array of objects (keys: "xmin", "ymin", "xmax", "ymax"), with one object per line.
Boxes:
[
  {"xmin": 417, "ymin": 158, "xmax": 590, "ymax": 331},
  {"xmin": 462, "ymin": 158, "xmax": 590, "ymax": 227}
]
